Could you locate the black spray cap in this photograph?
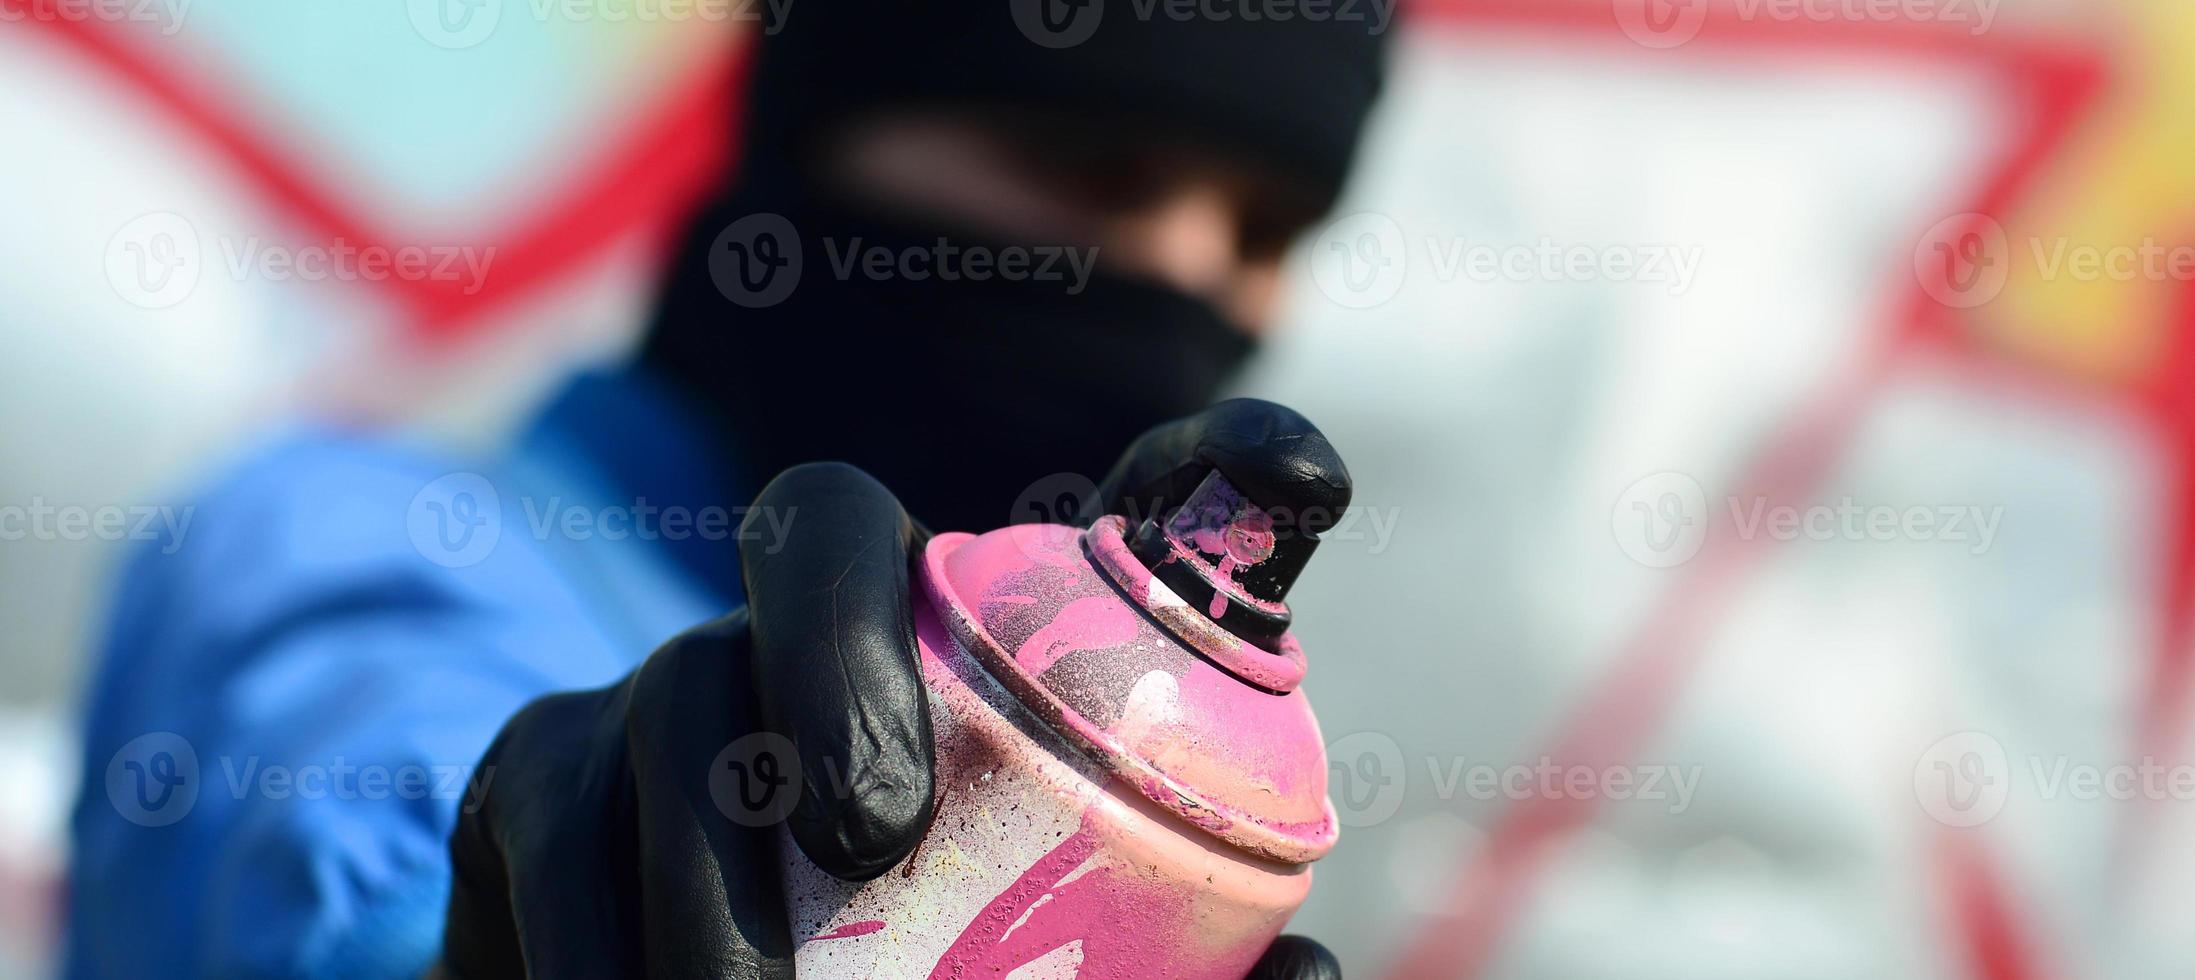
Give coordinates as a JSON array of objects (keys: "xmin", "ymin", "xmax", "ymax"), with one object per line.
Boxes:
[{"xmin": 1127, "ymin": 471, "xmax": 1318, "ymax": 647}]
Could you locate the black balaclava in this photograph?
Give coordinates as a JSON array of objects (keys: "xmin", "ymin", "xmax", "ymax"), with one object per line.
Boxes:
[{"xmin": 643, "ymin": 0, "xmax": 1388, "ymax": 532}]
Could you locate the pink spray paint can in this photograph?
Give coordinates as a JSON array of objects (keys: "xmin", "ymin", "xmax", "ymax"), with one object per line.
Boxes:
[{"xmin": 781, "ymin": 471, "xmax": 1339, "ymax": 978}]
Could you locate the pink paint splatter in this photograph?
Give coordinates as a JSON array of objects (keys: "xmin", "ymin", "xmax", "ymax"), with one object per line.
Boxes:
[
  {"xmin": 811, "ymin": 920, "xmax": 887, "ymax": 942},
  {"xmin": 1204, "ymin": 509, "xmax": 1274, "ymax": 617},
  {"xmin": 1220, "ymin": 506, "xmax": 1277, "ymax": 566},
  {"xmin": 1167, "ymin": 478, "xmax": 1278, "ymax": 609},
  {"xmin": 1011, "ymin": 595, "xmax": 1140, "ymax": 675},
  {"xmin": 926, "ymin": 814, "xmax": 1247, "ymax": 980}
]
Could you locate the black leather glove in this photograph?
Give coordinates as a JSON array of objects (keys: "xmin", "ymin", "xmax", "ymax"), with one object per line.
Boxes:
[{"xmin": 439, "ymin": 398, "xmax": 1351, "ymax": 979}]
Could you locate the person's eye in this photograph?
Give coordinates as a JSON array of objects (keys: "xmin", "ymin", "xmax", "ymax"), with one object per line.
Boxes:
[{"xmin": 1008, "ymin": 140, "xmax": 1172, "ymax": 213}]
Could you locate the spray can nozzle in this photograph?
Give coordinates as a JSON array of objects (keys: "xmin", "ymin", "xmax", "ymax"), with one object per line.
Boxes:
[{"xmin": 1127, "ymin": 471, "xmax": 1318, "ymax": 647}]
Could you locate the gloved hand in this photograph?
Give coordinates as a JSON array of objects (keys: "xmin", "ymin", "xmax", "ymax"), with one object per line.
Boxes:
[{"xmin": 438, "ymin": 398, "xmax": 1352, "ymax": 979}]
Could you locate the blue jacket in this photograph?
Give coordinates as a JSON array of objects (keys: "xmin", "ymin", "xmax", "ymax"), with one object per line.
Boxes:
[{"xmin": 67, "ymin": 370, "xmax": 747, "ymax": 978}]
